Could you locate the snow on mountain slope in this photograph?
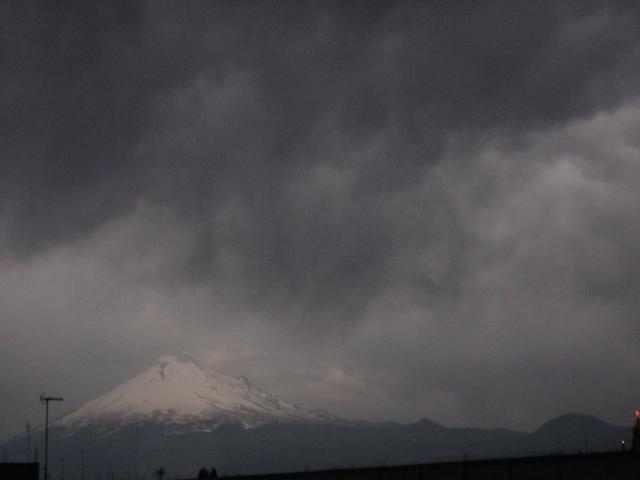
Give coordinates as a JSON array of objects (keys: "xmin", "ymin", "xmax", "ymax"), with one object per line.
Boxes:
[{"xmin": 55, "ymin": 354, "xmax": 324, "ymax": 431}]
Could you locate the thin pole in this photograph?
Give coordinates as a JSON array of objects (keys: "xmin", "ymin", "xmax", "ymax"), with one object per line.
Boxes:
[
  {"xmin": 44, "ymin": 400, "xmax": 49, "ymax": 480},
  {"xmin": 41, "ymin": 394, "xmax": 63, "ymax": 480},
  {"xmin": 26, "ymin": 422, "xmax": 31, "ymax": 463},
  {"xmin": 80, "ymin": 440, "xmax": 85, "ymax": 480}
]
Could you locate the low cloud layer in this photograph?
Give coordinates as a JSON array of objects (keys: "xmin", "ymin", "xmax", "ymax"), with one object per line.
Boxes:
[{"xmin": 2, "ymin": 1, "xmax": 640, "ymax": 440}]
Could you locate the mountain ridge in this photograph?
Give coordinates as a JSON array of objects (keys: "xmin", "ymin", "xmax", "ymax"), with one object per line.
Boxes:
[
  {"xmin": 2, "ymin": 410, "xmax": 630, "ymax": 478},
  {"xmin": 3, "ymin": 355, "xmax": 634, "ymax": 477}
]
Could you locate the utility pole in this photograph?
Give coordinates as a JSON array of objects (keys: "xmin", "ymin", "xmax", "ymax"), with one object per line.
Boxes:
[
  {"xmin": 59, "ymin": 457, "xmax": 65, "ymax": 480},
  {"xmin": 26, "ymin": 421, "xmax": 31, "ymax": 462},
  {"xmin": 80, "ymin": 440, "xmax": 85, "ymax": 480},
  {"xmin": 40, "ymin": 393, "xmax": 64, "ymax": 480}
]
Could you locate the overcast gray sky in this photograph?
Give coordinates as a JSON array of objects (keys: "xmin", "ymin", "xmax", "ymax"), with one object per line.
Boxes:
[{"xmin": 2, "ymin": 0, "xmax": 640, "ymax": 441}]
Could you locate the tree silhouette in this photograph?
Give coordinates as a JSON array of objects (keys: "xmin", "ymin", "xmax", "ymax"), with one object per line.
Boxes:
[
  {"xmin": 155, "ymin": 467, "xmax": 165, "ymax": 480},
  {"xmin": 198, "ymin": 467, "xmax": 210, "ymax": 479}
]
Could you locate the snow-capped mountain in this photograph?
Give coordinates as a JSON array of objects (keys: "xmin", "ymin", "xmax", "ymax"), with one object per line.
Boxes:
[
  {"xmin": 55, "ymin": 354, "xmax": 327, "ymax": 432},
  {"xmin": 2, "ymin": 358, "xmax": 629, "ymax": 478}
]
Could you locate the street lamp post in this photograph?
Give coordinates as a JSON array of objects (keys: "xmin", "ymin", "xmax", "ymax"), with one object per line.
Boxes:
[{"xmin": 40, "ymin": 394, "xmax": 63, "ymax": 480}]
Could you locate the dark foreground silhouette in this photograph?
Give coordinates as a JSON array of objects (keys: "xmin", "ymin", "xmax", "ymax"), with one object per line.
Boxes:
[
  {"xmin": 0, "ymin": 462, "xmax": 38, "ymax": 480},
  {"xmin": 181, "ymin": 451, "xmax": 640, "ymax": 480}
]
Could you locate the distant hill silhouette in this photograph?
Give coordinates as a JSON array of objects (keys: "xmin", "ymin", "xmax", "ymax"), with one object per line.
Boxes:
[{"xmin": 524, "ymin": 413, "xmax": 625, "ymax": 454}]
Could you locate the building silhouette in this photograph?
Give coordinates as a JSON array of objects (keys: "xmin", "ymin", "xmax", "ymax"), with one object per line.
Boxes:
[
  {"xmin": 0, "ymin": 462, "xmax": 38, "ymax": 480},
  {"xmin": 633, "ymin": 410, "xmax": 640, "ymax": 451}
]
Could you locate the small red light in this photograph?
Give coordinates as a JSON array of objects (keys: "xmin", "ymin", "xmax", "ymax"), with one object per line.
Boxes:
[{"xmin": 636, "ymin": 409, "xmax": 640, "ymax": 418}]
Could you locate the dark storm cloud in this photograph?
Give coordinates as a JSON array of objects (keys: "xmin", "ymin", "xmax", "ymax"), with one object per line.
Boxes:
[
  {"xmin": 3, "ymin": 1, "xmax": 640, "ymax": 250},
  {"xmin": 2, "ymin": 0, "xmax": 640, "ymax": 439}
]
